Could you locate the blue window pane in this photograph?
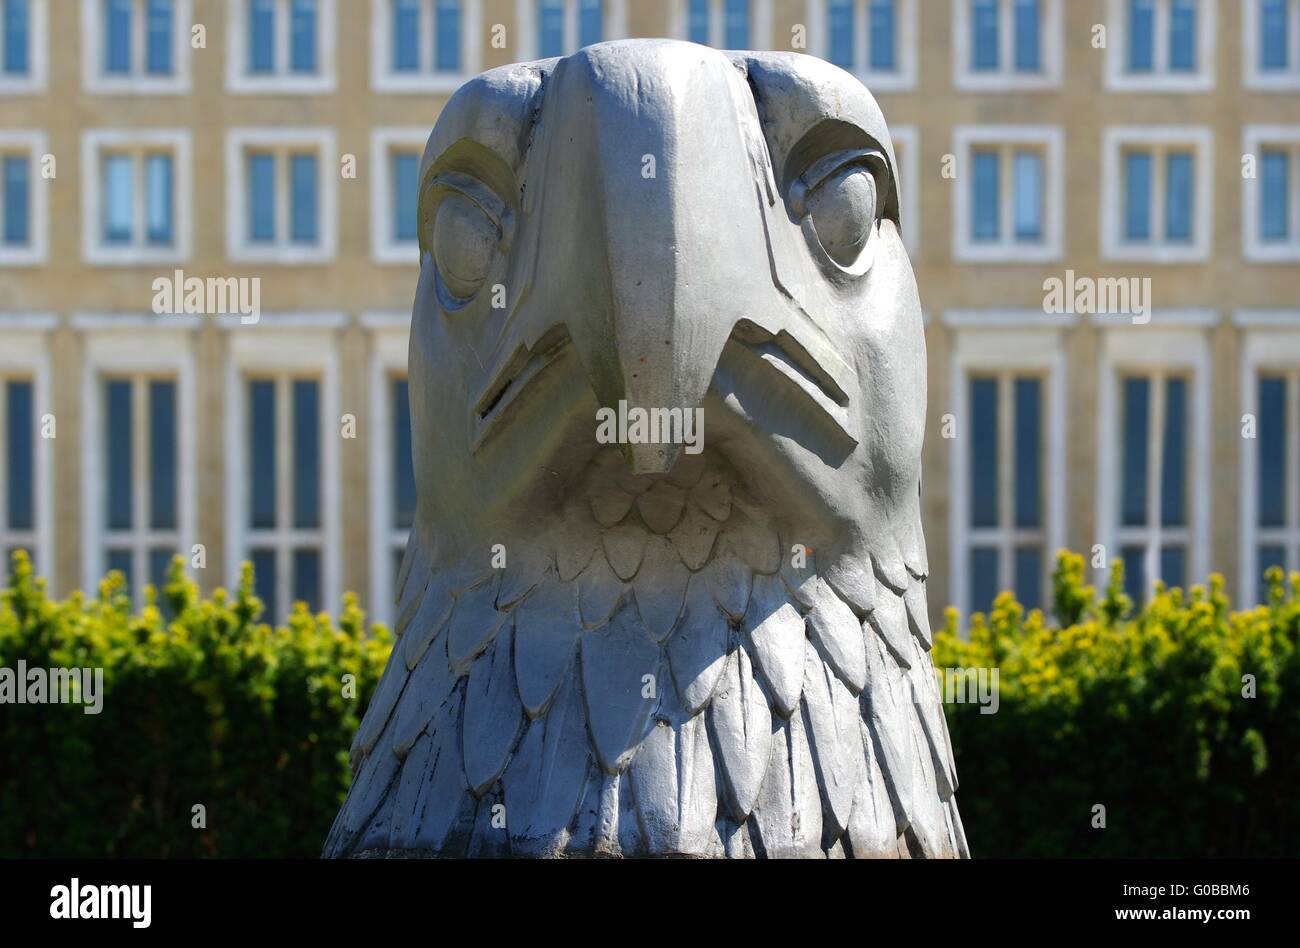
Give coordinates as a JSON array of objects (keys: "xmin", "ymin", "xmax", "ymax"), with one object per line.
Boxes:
[
  {"xmin": 292, "ymin": 379, "xmax": 320, "ymax": 530},
  {"xmin": 3, "ymin": 0, "xmax": 30, "ymax": 75},
  {"xmin": 827, "ymin": 0, "xmax": 854, "ymax": 68},
  {"xmin": 392, "ymin": 0, "xmax": 419, "ymax": 71},
  {"xmin": 393, "ymin": 379, "xmax": 416, "ymax": 529},
  {"xmin": 1014, "ymin": 546, "xmax": 1042, "ymax": 611},
  {"xmin": 1258, "ymin": 376, "xmax": 1287, "ymax": 527},
  {"xmin": 290, "ymin": 153, "xmax": 318, "ymax": 243},
  {"xmin": 971, "ymin": 150, "xmax": 1000, "ymax": 241},
  {"xmin": 1124, "ymin": 151, "xmax": 1152, "ymax": 241},
  {"xmin": 106, "ymin": 380, "xmax": 133, "ymax": 531},
  {"xmin": 688, "ymin": 0, "xmax": 709, "ymax": 45},
  {"xmin": 1261, "ymin": 0, "xmax": 1290, "ymax": 70},
  {"xmin": 1128, "ymin": 0, "xmax": 1154, "ymax": 72},
  {"xmin": 149, "ymin": 548, "xmax": 173, "ymax": 593},
  {"xmin": 104, "ymin": 154, "xmax": 133, "ymax": 244},
  {"xmin": 106, "ymin": 0, "xmax": 132, "ymax": 74},
  {"xmin": 1164, "ymin": 151, "xmax": 1193, "ymax": 242},
  {"xmin": 869, "ymin": 0, "xmax": 896, "ymax": 70},
  {"xmin": 146, "ymin": 0, "xmax": 173, "ymax": 75},
  {"xmin": 970, "ymin": 377, "xmax": 999, "ymax": 528},
  {"xmin": 1160, "ymin": 377, "xmax": 1186, "ymax": 528},
  {"xmin": 723, "ymin": 0, "xmax": 748, "ymax": 48},
  {"xmin": 293, "ymin": 549, "xmax": 320, "ymax": 612},
  {"xmin": 1121, "ymin": 376, "xmax": 1150, "ymax": 527},
  {"xmin": 148, "ymin": 381, "xmax": 176, "ymax": 530},
  {"xmin": 435, "ymin": 0, "xmax": 462, "ymax": 72},
  {"xmin": 1159, "ymin": 545, "xmax": 1185, "ymax": 590},
  {"xmin": 1012, "ymin": 150, "xmax": 1042, "ymax": 241},
  {"xmin": 2, "ymin": 155, "xmax": 28, "ymax": 246},
  {"xmin": 248, "ymin": 153, "xmax": 275, "ymax": 242},
  {"xmin": 145, "ymin": 154, "xmax": 173, "ymax": 245},
  {"xmin": 1013, "ymin": 0, "xmax": 1040, "ymax": 71},
  {"xmin": 1013, "ymin": 377, "xmax": 1040, "ymax": 529},
  {"xmin": 392, "ymin": 152, "xmax": 419, "ymax": 242},
  {"xmin": 1261, "ymin": 151, "xmax": 1290, "ymax": 242},
  {"xmin": 107, "ymin": 549, "xmax": 133, "ymax": 593},
  {"xmin": 538, "ymin": 0, "xmax": 564, "ymax": 57},
  {"xmin": 578, "ymin": 0, "xmax": 602, "ymax": 48},
  {"xmin": 1120, "ymin": 544, "xmax": 1146, "ymax": 605},
  {"xmin": 970, "ymin": 547, "xmax": 999, "ymax": 614},
  {"xmin": 251, "ymin": 548, "xmax": 276, "ymax": 621},
  {"xmin": 290, "ymin": 0, "xmax": 317, "ymax": 72},
  {"xmin": 249, "ymin": 0, "xmax": 275, "ymax": 73},
  {"xmin": 249, "ymin": 380, "xmax": 276, "ymax": 529},
  {"xmin": 1168, "ymin": 0, "xmax": 1196, "ymax": 72},
  {"xmin": 1259, "ymin": 544, "xmax": 1287, "ymax": 602},
  {"xmin": 971, "ymin": 0, "xmax": 999, "ymax": 71},
  {"xmin": 6, "ymin": 381, "xmax": 33, "ymax": 531}
]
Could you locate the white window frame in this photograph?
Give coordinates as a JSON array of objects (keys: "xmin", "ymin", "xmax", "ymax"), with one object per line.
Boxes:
[
  {"xmin": 364, "ymin": 311, "xmax": 412, "ymax": 628},
  {"xmin": 671, "ymin": 0, "xmax": 773, "ymax": 50},
  {"xmin": 804, "ymin": 0, "xmax": 916, "ymax": 91},
  {"xmin": 1100, "ymin": 125, "xmax": 1213, "ymax": 264},
  {"xmin": 82, "ymin": 0, "xmax": 193, "ymax": 94},
  {"xmin": 0, "ymin": 0, "xmax": 47, "ymax": 94},
  {"xmin": 225, "ymin": 0, "xmax": 337, "ymax": 94},
  {"xmin": 225, "ymin": 127, "xmax": 337, "ymax": 264},
  {"xmin": 890, "ymin": 123, "xmax": 919, "ymax": 254},
  {"xmin": 1094, "ymin": 314, "xmax": 1213, "ymax": 598},
  {"xmin": 371, "ymin": 0, "xmax": 483, "ymax": 93},
  {"xmin": 952, "ymin": 0, "xmax": 1063, "ymax": 91},
  {"xmin": 81, "ymin": 128, "xmax": 193, "ymax": 266},
  {"xmin": 1105, "ymin": 0, "xmax": 1215, "ymax": 93},
  {"xmin": 370, "ymin": 126, "xmax": 427, "ymax": 265},
  {"xmin": 944, "ymin": 312, "xmax": 1069, "ymax": 621},
  {"xmin": 0, "ymin": 130, "xmax": 48, "ymax": 266},
  {"xmin": 222, "ymin": 314, "xmax": 344, "ymax": 621},
  {"xmin": 1244, "ymin": 0, "xmax": 1300, "ymax": 90},
  {"xmin": 513, "ymin": 0, "xmax": 627, "ymax": 59},
  {"xmin": 1236, "ymin": 310, "xmax": 1300, "ymax": 603},
  {"xmin": 76, "ymin": 313, "xmax": 198, "ymax": 608},
  {"xmin": 952, "ymin": 125, "xmax": 1063, "ymax": 263},
  {"xmin": 0, "ymin": 313, "xmax": 55, "ymax": 583},
  {"xmin": 1243, "ymin": 125, "xmax": 1300, "ymax": 263}
]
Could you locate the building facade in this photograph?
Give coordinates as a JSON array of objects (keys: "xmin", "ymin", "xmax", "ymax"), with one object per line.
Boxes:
[{"xmin": 0, "ymin": 0, "xmax": 1297, "ymax": 627}]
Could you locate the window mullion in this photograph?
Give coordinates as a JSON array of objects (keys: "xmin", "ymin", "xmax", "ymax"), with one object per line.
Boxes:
[
  {"xmin": 854, "ymin": 0, "xmax": 867, "ymax": 73},
  {"xmin": 277, "ymin": 0, "xmax": 289, "ymax": 76},
  {"xmin": 998, "ymin": 372, "xmax": 1014, "ymax": 586},
  {"xmin": 422, "ymin": 0, "xmax": 433, "ymax": 73},
  {"xmin": 132, "ymin": 376, "xmax": 150, "ymax": 607},
  {"xmin": 277, "ymin": 148, "xmax": 288, "ymax": 245},
  {"xmin": 1000, "ymin": 0, "xmax": 1012, "ymax": 76},
  {"xmin": 1289, "ymin": 375, "xmax": 1300, "ymax": 555},
  {"xmin": 1148, "ymin": 371, "xmax": 1166, "ymax": 586}
]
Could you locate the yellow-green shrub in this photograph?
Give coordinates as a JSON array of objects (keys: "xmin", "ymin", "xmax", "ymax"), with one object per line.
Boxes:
[{"xmin": 935, "ymin": 552, "xmax": 1300, "ymax": 857}]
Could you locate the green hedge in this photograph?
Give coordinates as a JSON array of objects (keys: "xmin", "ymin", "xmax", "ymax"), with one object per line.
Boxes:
[
  {"xmin": 0, "ymin": 552, "xmax": 390, "ymax": 858},
  {"xmin": 935, "ymin": 552, "xmax": 1300, "ymax": 858}
]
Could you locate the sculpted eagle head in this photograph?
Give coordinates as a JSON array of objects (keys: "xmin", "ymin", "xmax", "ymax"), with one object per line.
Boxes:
[{"xmin": 328, "ymin": 40, "xmax": 966, "ymax": 859}]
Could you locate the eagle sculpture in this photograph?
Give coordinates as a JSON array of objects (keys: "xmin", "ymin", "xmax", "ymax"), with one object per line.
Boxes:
[{"xmin": 325, "ymin": 40, "xmax": 968, "ymax": 858}]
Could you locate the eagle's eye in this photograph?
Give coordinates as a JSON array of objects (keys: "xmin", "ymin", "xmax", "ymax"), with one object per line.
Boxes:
[
  {"xmin": 805, "ymin": 166, "xmax": 876, "ymax": 268},
  {"xmin": 433, "ymin": 194, "xmax": 497, "ymax": 301}
]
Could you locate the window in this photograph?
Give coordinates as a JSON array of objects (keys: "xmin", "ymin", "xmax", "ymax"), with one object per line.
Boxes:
[
  {"xmin": 815, "ymin": 0, "xmax": 915, "ymax": 89},
  {"xmin": 1238, "ymin": 318, "xmax": 1300, "ymax": 603},
  {"xmin": 227, "ymin": 0, "xmax": 335, "ymax": 93},
  {"xmin": 82, "ymin": 129, "xmax": 191, "ymax": 264},
  {"xmin": 370, "ymin": 127, "xmax": 427, "ymax": 263},
  {"xmin": 223, "ymin": 321, "xmax": 341, "ymax": 625},
  {"xmin": 226, "ymin": 128, "xmax": 336, "ymax": 263},
  {"xmin": 0, "ymin": 0, "xmax": 46, "ymax": 93},
  {"xmin": 516, "ymin": 0, "xmax": 625, "ymax": 59},
  {"xmin": 947, "ymin": 318, "xmax": 1067, "ymax": 621},
  {"xmin": 365, "ymin": 313, "xmax": 414, "ymax": 627},
  {"xmin": 372, "ymin": 0, "xmax": 480, "ymax": 91},
  {"xmin": 953, "ymin": 0, "xmax": 1061, "ymax": 89},
  {"xmin": 1106, "ymin": 0, "xmax": 1213, "ymax": 91},
  {"xmin": 0, "ymin": 131, "xmax": 45, "ymax": 265},
  {"xmin": 1243, "ymin": 126, "xmax": 1300, "ymax": 262},
  {"xmin": 953, "ymin": 126, "xmax": 1062, "ymax": 262},
  {"xmin": 82, "ymin": 0, "xmax": 190, "ymax": 92},
  {"xmin": 1096, "ymin": 323, "xmax": 1210, "ymax": 605},
  {"xmin": 678, "ymin": 0, "xmax": 771, "ymax": 49},
  {"xmin": 1246, "ymin": 0, "xmax": 1300, "ymax": 89},
  {"xmin": 1101, "ymin": 127, "xmax": 1212, "ymax": 262},
  {"xmin": 0, "ymin": 321, "xmax": 52, "ymax": 582}
]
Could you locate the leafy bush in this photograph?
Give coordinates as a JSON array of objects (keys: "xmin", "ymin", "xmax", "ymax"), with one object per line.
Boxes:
[
  {"xmin": 935, "ymin": 552, "xmax": 1300, "ymax": 858},
  {"xmin": 0, "ymin": 552, "xmax": 391, "ymax": 858}
]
